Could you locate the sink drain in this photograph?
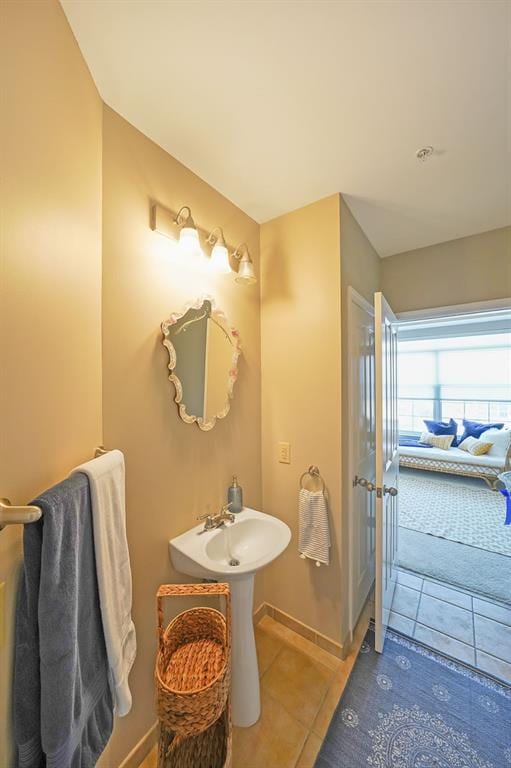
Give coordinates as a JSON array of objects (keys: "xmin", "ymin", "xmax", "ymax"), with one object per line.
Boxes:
[{"xmin": 229, "ymin": 558, "xmax": 240, "ymax": 567}]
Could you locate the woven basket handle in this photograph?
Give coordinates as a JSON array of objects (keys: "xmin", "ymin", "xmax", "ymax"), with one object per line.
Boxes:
[{"xmin": 156, "ymin": 583, "xmax": 231, "ymax": 652}]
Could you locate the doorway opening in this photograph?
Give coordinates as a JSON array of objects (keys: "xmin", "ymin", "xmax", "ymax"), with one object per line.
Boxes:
[{"xmin": 390, "ymin": 307, "xmax": 511, "ymax": 684}]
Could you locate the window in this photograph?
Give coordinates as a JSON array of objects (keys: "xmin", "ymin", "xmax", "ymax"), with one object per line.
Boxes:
[{"xmin": 398, "ymin": 332, "xmax": 511, "ymax": 437}]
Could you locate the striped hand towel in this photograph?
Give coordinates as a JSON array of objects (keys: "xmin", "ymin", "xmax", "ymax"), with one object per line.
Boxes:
[{"xmin": 298, "ymin": 488, "xmax": 330, "ymax": 566}]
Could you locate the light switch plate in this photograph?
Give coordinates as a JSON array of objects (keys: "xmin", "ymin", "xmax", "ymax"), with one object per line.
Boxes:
[{"xmin": 278, "ymin": 442, "xmax": 291, "ymax": 464}]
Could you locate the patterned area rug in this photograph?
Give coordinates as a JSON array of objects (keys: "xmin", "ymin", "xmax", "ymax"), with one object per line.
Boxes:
[
  {"xmin": 315, "ymin": 627, "xmax": 511, "ymax": 768},
  {"xmin": 399, "ymin": 474, "xmax": 511, "ymax": 556}
]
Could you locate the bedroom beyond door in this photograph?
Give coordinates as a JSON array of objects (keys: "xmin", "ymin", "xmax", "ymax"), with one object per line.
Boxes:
[{"xmin": 390, "ymin": 307, "xmax": 511, "ymax": 684}]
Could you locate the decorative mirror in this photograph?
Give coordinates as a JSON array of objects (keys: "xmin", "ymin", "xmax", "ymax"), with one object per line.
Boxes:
[{"xmin": 161, "ymin": 298, "xmax": 241, "ymax": 430}]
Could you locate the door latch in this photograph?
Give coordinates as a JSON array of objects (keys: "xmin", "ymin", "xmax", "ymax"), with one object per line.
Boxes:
[{"xmin": 353, "ymin": 476, "xmax": 375, "ymax": 492}]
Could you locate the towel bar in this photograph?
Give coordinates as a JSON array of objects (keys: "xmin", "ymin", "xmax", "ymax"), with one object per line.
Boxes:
[{"xmin": 0, "ymin": 446, "xmax": 111, "ymax": 530}]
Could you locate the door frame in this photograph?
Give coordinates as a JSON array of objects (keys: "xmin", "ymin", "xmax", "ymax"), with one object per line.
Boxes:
[
  {"xmin": 347, "ymin": 286, "xmax": 376, "ymax": 639},
  {"xmin": 396, "ymin": 296, "xmax": 511, "ymax": 321},
  {"xmin": 374, "ymin": 292, "xmax": 400, "ymax": 652},
  {"xmin": 343, "ymin": 292, "xmax": 510, "ymax": 647}
]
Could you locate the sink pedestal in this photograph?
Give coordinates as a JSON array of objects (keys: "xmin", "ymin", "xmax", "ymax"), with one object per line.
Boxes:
[
  {"xmin": 169, "ymin": 507, "xmax": 291, "ymax": 730},
  {"xmin": 229, "ymin": 575, "xmax": 260, "ymax": 727}
]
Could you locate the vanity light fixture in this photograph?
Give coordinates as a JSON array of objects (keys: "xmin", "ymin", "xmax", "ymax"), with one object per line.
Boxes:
[
  {"xmin": 174, "ymin": 205, "xmax": 202, "ymax": 258},
  {"xmin": 150, "ymin": 203, "xmax": 256, "ymax": 284},
  {"xmin": 206, "ymin": 227, "xmax": 231, "ymax": 274},
  {"xmin": 233, "ymin": 243, "xmax": 257, "ymax": 285}
]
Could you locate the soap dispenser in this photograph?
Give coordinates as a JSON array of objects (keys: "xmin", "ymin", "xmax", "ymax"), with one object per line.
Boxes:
[{"xmin": 228, "ymin": 476, "xmax": 243, "ymax": 514}]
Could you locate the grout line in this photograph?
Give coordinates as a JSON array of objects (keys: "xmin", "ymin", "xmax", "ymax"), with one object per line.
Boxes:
[
  {"xmin": 260, "ymin": 644, "xmax": 285, "ymax": 682},
  {"xmin": 421, "ymin": 584, "xmax": 474, "ymax": 611},
  {"xmin": 397, "ymin": 579, "xmax": 422, "ymax": 593},
  {"xmin": 473, "ymin": 594, "xmax": 511, "ymax": 612},
  {"xmin": 414, "ymin": 575, "xmax": 425, "ymax": 637},
  {"xmin": 262, "ymin": 689, "xmax": 310, "ymax": 750},
  {"xmin": 471, "ymin": 594, "xmax": 476, "ymax": 652},
  {"xmin": 293, "ymin": 734, "xmax": 310, "ymax": 768},
  {"xmin": 397, "ymin": 571, "xmax": 510, "ymax": 672},
  {"xmin": 417, "ymin": 568, "xmax": 482, "ymax": 600},
  {"xmin": 417, "ymin": 576, "xmax": 425, "ymax": 615},
  {"xmin": 473, "ymin": 645, "xmax": 511, "ymax": 669},
  {"xmin": 390, "ymin": 606, "xmax": 416, "ymax": 622},
  {"xmin": 472, "ymin": 607, "xmax": 511, "ymax": 628}
]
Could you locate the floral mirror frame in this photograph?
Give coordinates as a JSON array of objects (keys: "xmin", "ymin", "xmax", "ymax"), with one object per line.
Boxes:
[{"xmin": 161, "ymin": 297, "xmax": 242, "ymax": 431}]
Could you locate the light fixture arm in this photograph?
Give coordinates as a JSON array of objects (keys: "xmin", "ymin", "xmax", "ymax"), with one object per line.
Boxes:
[
  {"xmin": 174, "ymin": 205, "xmax": 193, "ymax": 226},
  {"xmin": 233, "ymin": 243, "xmax": 250, "ymax": 261},
  {"xmin": 206, "ymin": 226, "xmax": 226, "ymax": 247}
]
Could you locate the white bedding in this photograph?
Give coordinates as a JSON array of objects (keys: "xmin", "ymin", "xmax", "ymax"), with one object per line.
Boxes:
[{"xmin": 398, "ymin": 445, "xmax": 505, "ymax": 468}]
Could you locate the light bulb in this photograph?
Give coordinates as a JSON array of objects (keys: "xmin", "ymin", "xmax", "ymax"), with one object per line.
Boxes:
[
  {"xmin": 179, "ymin": 225, "xmax": 201, "ymax": 256},
  {"xmin": 235, "ymin": 256, "xmax": 257, "ymax": 284},
  {"xmin": 210, "ymin": 242, "xmax": 231, "ymax": 274}
]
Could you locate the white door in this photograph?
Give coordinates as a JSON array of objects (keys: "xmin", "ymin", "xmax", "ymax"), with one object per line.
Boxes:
[
  {"xmin": 374, "ymin": 292, "xmax": 399, "ymax": 653},
  {"xmin": 347, "ymin": 288, "xmax": 376, "ymax": 635}
]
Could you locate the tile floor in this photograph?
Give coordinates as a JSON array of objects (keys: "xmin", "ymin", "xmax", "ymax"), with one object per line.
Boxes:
[
  {"xmin": 390, "ymin": 568, "xmax": 511, "ymax": 684},
  {"xmin": 139, "ymin": 605, "xmax": 371, "ymax": 768}
]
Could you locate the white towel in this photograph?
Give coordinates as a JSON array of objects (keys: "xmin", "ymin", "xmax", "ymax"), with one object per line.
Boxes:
[
  {"xmin": 71, "ymin": 450, "xmax": 136, "ymax": 717},
  {"xmin": 298, "ymin": 488, "xmax": 330, "ymax": 566}
]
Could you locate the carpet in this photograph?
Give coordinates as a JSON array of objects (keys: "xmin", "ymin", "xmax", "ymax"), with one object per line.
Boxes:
[
  {"xmin": 397, "ymin": 528, "xmax": 511, "ymax": 606},
  {"xmin": 399, "ymin": 474, "xmax": 511, "ymax": 556},
  {"xmin": 315, "ymin": 627, "xmax": 511, "ymax": 768}
]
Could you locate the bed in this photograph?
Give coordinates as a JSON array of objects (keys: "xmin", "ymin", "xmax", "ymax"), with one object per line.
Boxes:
[{"xmin": 399, "ymin": 429, "xmax": 511, "ymax": 489}]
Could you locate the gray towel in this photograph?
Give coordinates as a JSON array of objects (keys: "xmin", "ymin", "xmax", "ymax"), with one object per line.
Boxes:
[{"xmin": 14, "ymin": 473, "xmax": 113, "ymax": 768}]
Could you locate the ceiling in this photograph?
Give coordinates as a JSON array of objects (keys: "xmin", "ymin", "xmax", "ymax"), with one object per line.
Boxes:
[{"xmin": 61, "ymin": 0, "xmax": 511, "ymax": 257}]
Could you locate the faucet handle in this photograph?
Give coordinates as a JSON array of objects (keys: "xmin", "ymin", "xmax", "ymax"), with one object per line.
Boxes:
[{"xmin": 197, "ymin": 512, "xmax": 214, "ymax": 521}]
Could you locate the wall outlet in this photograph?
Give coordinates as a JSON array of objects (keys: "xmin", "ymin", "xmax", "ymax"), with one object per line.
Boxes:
[{"xmin": 278, "ymin": 442, "xmax": 291, "ymax": 464}]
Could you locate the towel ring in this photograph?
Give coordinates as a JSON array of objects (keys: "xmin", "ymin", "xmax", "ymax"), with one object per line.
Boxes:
[{"xmin": 299, "ymin": 465, "xmax": 326, "ymax": 493}]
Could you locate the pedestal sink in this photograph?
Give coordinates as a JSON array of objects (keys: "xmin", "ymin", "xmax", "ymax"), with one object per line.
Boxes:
[{"xmin": 169, "ymin": 507, "xmax": 291, "ymax": 727}]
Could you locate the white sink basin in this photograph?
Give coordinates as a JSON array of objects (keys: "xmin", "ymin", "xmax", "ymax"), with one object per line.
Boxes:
[
  {"xmin": 170, "ymin": 507, "xmax": 290, "ymax": 579},
  {"xmin": 169, "ymin": 507, "xmax": 291, "ymax": 727}
]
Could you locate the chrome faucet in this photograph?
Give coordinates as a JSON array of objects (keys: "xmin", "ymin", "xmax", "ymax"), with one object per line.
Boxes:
[{"xmin": 197, "ymin": 503, "xmax": 235, "ymax": 532}]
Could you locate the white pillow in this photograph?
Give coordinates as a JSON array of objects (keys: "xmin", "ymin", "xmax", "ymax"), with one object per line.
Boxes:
[
  {"xmin": 420, "ymin": 431, "xmax": 454, "ymax": 450},
  {"xmin": 458, "ymin": 436, "xmax": 493, "ymax": 455},
  {"xmin": 459, "ymin": 436, "xmax": 477, "ymax": 452},
  {"xmin": 480, "ymin": 428, "xmax": 511, "ymax": 457}
]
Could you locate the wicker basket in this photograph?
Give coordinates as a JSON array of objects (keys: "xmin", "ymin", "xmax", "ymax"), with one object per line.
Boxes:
[
  {"xmin": 158, "ymin": 704, "xmax": 232, "ymax": 768},
  {"xmin": 155, "ymin": 583, "xmax": 231, "ymax": 738}
]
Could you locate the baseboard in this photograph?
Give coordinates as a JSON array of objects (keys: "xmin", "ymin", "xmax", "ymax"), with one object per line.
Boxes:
[
  {"xmin": 255, "ymin": 601, "xmax": 345, "ymax": 659},
  {"xmin": 118, "ymin": 720, "xmax": 159, "ymax": 768},
  {"xmin": 253, "ymin": 601, "xmax": 270, "ymax": 625},
  {"xmin": 116, "ymin": 605, "xmax": 340, "ymax": 767}
]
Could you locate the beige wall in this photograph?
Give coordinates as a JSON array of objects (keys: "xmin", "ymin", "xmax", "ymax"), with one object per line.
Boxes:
[
  {"xmin": 6, "ymin": 4, "xmax": 505, "ymax": 765},
  {"xmin": 340, "ymin": 199, "xmax": 381, "ymax": 306},
  {"xmin": 339, "ymin": 197, "xmax": 380, "ymax": 640},
  {"xmin": 381, "ymin": 226, "xmax": 511, "ymax": 313},
  {"xmin": 260, "ymin": 196, "xmax": 343, "ymax": 643},
  {"xmin": 0, "ymin": 1, "xmax": 102, "ymax": 765},
  {"xmin": 101, "ymin": 105, "xmax": 262, "ymax": 765}
]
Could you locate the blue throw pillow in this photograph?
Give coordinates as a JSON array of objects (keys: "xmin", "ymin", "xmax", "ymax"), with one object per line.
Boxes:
[
  {"xmin": 423, "ymin": 418, "xmax": 459, "ymax": 447},
  {"xmin": 459, "ymin": 419, "xmax": 504, "ymax": 443}
]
